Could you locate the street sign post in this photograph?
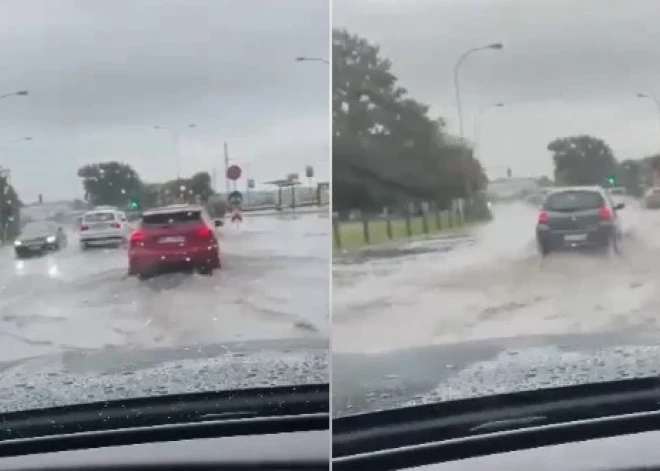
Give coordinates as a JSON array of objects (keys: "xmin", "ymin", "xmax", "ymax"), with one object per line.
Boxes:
[{"xmin": 228, "ymin": 190, "xmax": 243, "ymax": 206}]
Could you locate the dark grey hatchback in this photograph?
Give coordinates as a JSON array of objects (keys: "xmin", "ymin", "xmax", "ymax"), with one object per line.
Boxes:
[{"xmin": 536, "ymin": 186, "xmax": 624, "ymax": 256}]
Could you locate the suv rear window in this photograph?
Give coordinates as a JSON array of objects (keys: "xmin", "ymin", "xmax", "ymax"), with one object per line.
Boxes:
[
  {"xmin": 84, "ymin": 212, "xmax": 115, "ymax": 222},
  {"xmin": 543, "ymin": 191, "xmax": 605, "ymax": 211},
  {"xmin": 142, "ymin": 210, "xmax": 202, "ymax": 225}
]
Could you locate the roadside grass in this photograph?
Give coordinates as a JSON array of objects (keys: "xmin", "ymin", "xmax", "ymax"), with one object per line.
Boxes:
[{"xmin": 334, "ymin": 212, "xmax": 470, "ymax": 252}]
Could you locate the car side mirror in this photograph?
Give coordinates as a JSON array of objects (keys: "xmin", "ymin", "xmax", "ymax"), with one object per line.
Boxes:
[
  {"xmin": 214, "ymin": 219, "xmax": 223, "ymax": 227},
  {"xmin": 615, "ymin": 203, "xmax": 625, "ymax": 210}
]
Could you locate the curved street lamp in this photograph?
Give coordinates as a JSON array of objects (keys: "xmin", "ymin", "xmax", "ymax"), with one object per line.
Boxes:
[
  {"xmin": 454, "ymin": 43, "xmax": 503, "ymax": 138},
  {"xmin": 0, "ymin": 90, "xmax": 28, "ymax": 100},
  {"xmin": 295, "ymin": 56, "xmax": 329, "ymax": 65}
]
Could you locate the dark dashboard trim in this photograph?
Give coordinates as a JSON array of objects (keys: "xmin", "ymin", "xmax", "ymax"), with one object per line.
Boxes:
[{"xmin": 0, "ymin": 413, "xmax": 328, "ymax": 459}]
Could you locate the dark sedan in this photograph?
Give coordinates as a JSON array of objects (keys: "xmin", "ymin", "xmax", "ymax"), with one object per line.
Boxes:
[{"xmin": 14, "ymin": 221, "xmax": 67, "ymax": 258}]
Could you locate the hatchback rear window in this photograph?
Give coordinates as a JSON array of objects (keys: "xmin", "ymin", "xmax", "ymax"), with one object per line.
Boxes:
[
  {"xmin": 84, "ymin": 212, "xmax": 115, "ymax": 222},
  {"xmin": 142, "ymin": 210, "xmax": 202, "ymax": 225},
  {"xmin": 543, "ymin": 191, "xmax": 605, "ymax": 211}
]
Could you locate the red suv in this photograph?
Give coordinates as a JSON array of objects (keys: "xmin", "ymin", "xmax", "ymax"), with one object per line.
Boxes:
[{"xmin": 128, "ymin": 205, "xmax": 221, "ymax": 279}]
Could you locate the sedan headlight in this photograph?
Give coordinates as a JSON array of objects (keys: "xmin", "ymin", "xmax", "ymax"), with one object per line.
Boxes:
[
  {"xmin": 46, "ymin": 236, "xmax": 56, "ymax": 243},
  {"xmin": 14, "ymin": 240, "xmax": 21, "ymax": 246}
]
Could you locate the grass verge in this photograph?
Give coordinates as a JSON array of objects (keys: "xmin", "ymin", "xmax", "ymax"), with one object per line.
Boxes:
[{"xmin": 334, "ymin": 212, "xmax": 472, "ymax": 252}]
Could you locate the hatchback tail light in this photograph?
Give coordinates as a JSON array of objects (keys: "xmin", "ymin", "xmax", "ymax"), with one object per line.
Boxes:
[
  {"xmin": 599, "ymin": 207, "xmax": 613, "ymax": 221},
  {"xmin": 80, "ymin": 225, "xmax": 89, "ymax": 231},
  {"xmin": 111, "ymin": 222, "xmax": 121, "ymax": 229},
  {"xmin": 538, "ymin": 211, "xmax": 549, "ymax": 224}
]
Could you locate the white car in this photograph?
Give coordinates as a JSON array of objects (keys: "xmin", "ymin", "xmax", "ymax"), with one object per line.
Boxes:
[
  {"xmin": 644, "ymin": 187, "xmax": 660, "ymax": 209},
  {"xmin": 79, "ymin": 209, "xmax": 130, "ymax": 249}
]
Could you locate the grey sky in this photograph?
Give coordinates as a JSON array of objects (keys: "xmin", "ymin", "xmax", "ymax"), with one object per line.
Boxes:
[
  {"xmin": 333, "ymin": 0, "xmax": 660, "ymax": 180},
  {"xmin": 0, "ymin": 0, "xmax": 329, "ymax": 202}
]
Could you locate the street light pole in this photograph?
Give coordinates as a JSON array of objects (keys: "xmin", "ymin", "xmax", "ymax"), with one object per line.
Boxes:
[
  {"xmin": 154, "ymin": 124, "xmax": 196, "ymax": 180},
  {"xmin": 453, "ymin": 43, "xmax": 503, "ymax": 139}
]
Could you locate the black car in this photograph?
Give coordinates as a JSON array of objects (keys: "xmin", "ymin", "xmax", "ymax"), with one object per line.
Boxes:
[
  {"xmin": 536, "ymin": 186, "xmax": 624, "ymax": 256},
  {"xmin": 14, "ymin": 220, "xmax": 67, "ymax": 258}
]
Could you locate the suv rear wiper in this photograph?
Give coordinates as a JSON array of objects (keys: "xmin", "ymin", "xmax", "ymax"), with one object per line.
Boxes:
[{"xmin": 0, "ymin": 383, "xmax": 328, "ymax": 445}]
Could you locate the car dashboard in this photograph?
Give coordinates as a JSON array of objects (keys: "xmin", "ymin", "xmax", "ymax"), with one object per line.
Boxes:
[
  {"xmin": 406, "ymin": 430, "xmax": 660, "ymax": 470},
  {"xmin": 0, "ymin": 429, "xmax": 329, "ymax": 470}
]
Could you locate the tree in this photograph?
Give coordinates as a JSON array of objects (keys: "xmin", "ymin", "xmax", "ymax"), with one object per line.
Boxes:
[
  {"xmin": 158, "ymin": 172, "xmax": 215, "ymax": 205},
  {"xmin": 189, "ymin": 171, "xmax": 214, "ymax": 203},
  {"xmin": 0, "ymin": 168, "xmax": 21, "ymax": 241},
  {"xmin": 617, "ymin": 159, "xmax": 643, "ymax": 197},
  {"xmin": 548, "ymin": 135, "xmax": 618, "ymax": 186},
  {"xmin": 77, "ymin": 161, "xmax": 143, "ymax": 207},
  {"xmin": 332, "ymin": 29, "xmax": 485, "ymax": 214}
]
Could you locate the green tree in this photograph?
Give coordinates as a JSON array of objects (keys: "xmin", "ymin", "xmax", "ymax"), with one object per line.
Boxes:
[
  {"xmin": 77, "ymin": 161, "xmax": 143, "ymax": 207},
  {"xmin": 332, "ymin": 28, "xmax": 484, "ymax": 214},
  {"xmin": 618, "ymin": 159, "xmax": 643, "ymax": 197},
  {"xmin": 189, "ymin": 171, "xmax": 214, "ymax": 203},
  {"xmin": 0, "ymin": 169, "xmax": 21, "ymax": 241},
  {"xmin": 548, "ymin": 135, "xmax": 618, "ymax": 186}
]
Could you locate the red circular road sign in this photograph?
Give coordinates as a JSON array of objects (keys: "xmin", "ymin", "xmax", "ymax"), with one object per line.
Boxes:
[{"xmin": 227, "ymin": 164, "xmax": 242, "ymax": 181}]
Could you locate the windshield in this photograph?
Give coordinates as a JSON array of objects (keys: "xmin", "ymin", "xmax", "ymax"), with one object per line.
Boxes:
[
  {"xmin": 543, "ymin": 191, "xmax": 604, "ymax": 211},
  {"xmin": 21, "ymin": 221, "xmax": 57, "ymax": 237},
  {"xmin": 0, "ymin": 0, "xmax": 329, "ymax": 418},
  {"xmin": 332, "ymin": 0, "xmax": 660, "ymax": 418}
]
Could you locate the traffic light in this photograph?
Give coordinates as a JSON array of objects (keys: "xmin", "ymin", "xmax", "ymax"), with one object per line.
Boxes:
[
  {"xmin": 606, "ymin": 175, "xmax": 616, "ymax": 185},
  {"xmin": 129, "ymin": 198, "xmax": 140, "ymax": 210}
]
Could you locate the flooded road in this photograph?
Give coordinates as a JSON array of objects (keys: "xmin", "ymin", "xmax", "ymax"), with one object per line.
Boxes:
[
  {"xmin": 333, "ymin": 200, "xmax": 660, "ymax": 353},
  {"xmin": 0, "ymin": 212, "xmax": 329, "ymax": 362}
]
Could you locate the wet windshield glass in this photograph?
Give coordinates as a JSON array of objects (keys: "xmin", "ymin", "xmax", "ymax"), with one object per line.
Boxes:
[
  {"xmin": 332, "ymin": 0, "xmax": 660, "ymax": 418},
  {"xmin": 0, "ymin": 0, "xmax": 329, "ymax": 416}
]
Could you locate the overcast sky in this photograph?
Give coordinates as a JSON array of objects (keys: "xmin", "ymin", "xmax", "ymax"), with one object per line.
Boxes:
[
  {"xmin": 333, "ymin": 0, "xmax": 660, "ymax": 180},
  {"xmin": 0, "ymin": 0, "xmax": 329, "ymax": 202}
]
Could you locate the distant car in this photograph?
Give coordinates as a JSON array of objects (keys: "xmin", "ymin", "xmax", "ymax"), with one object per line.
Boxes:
[
  {"xmin": 643, "ymin": 187, "xmax": 660, "ymax": 209},
  {"xmin": 127, "ymin": 205, "xmax": 222, "ymax": 279},
  {"xmin": 536, "ymin": 186, "xmax": 624, "ymax": 256},
  {"xmin": 79, "ymin": 209, "xmax": 130, "ymax": 249},
  {"xmin": 14, "ymin": 221, "xmax": 67, "ymax": 258}
]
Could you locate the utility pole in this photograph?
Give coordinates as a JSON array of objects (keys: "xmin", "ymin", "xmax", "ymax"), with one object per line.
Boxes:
[{"xmin": 223, "ymin": 142, "xmax": 230, "ymax": 194}]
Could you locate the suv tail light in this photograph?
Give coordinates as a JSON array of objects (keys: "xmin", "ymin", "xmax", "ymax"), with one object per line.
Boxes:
[
  {"xmin": 80, "ymin": 225, "xmax": 89, "ymax": 231},
  {"xmin": 538, "ymin": 211, "xmax": 549, "ymax": 224},
  {"xmin": 599, "ymin": 207, "xmax": 613, "ymax": 221},
  {"xmin": 130, "ymin": 231, "xmax": 145, "ymax": 247},
  {"xmin": 197, "ymin": 225, "xmax": 213, "ymax": 239},
  {"xmin": 111, "ymin": 222, "xmax": 121, "ymax": 229}
]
